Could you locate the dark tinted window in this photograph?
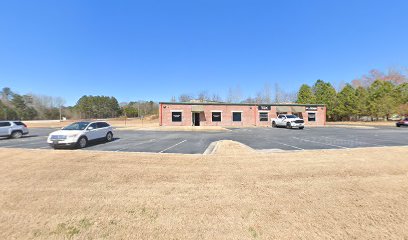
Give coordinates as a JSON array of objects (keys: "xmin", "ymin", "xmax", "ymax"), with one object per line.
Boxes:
[
  {"xmin": 172, "ymin": 112, "xmax": 182, "ymax": 122},
  {"xmin": 63, "ymin": 122, "xmax": 90, "ymax": 130},
  {"xmin": 97, "ymin": 122, "xmax": 110, "ymax": 128},
  {"xmin": 308, "ymin": 113, "xmax": 316, "ymax": 122},
  {"xmin": 0, "ymin": 122, "xmax": 11, "ymax": 127},
  {"xmin": 88, "ymin": 123, "xmax": 97, "ymax": 129},
  {"xmin": 259, "ymin": 112, "xmax": 268, "ymax": 121},
  {"xmin": 13, "ymin": 122, "xmax": 24, "ymax": 126},
  {"xmin": 212, "ymin": 112, "xmax": 222, "ymax": 122},
  {"xmin": 232, "ymin": 112, "xmax": 241, "ymax": 122}
]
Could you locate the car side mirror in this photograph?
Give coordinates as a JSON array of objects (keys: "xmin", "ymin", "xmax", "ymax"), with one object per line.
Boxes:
[{"xmin": 87, "ymin": 127, "xmax": 94, "ymax": 130}]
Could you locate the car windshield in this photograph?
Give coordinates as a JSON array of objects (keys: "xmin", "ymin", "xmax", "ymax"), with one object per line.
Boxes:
[
  {"xmin": 286, "ymin": 115, "xmax": 297, "ymax": 118},
  {"xmin": 62, "ymin": 122, "xmax": 90, "ymax": 130}
]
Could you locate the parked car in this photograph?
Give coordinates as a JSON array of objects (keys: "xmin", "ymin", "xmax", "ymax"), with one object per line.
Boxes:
[
  {"xmin": 47, "ymin": 121, "xmax": 114, "ymax": 149},
  {"xmin": 396, "ymin": 118, "xmax": 408, "ymax": 127},
  {"xmin": 271, "ymin": 114, "xmax": 305, "ymax": 129},
  {"xmin": 0, "ymin": 121, "xmax": 29, "ymax": 138}
]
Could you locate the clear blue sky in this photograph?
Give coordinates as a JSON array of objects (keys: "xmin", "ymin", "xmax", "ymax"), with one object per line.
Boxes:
[{"xmin": 1, "ymin": 0, "xmax": 407, "ymax": 106}]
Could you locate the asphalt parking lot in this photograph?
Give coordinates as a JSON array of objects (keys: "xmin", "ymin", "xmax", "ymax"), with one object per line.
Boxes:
[{"xmin": 0, "ymin": 126, "xmax": 407, "ymax": 154}]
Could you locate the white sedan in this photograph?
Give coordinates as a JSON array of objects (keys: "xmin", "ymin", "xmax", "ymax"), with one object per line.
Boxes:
[{"xmin": 47, "ymin": 121, "xmax": 114, "ymax": 149}]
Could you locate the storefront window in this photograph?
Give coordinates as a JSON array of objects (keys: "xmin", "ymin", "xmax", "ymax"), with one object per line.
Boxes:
[
  {"xmin": 172, "ymin": 112, "xmax": 182, "ymax": 122},
  {"xmin": 308, "ymin": 113, "xmax": 316, "ymax": 122},
  {"xmin": 232, "ymin": 112, "xmax": 242, "ymax": 122},
  {"xmin": 212, "ymin": 112, "xmax": 222, "ymax": 122},
  {"xmin": 259, "ymin": 112, "xmax": 268, "ymax": 121}
]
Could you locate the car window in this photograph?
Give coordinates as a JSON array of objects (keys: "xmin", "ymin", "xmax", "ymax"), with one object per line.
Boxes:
[
  {"xmin": 97, "ymin": 122, "xmax": 109, "ymax": 128},
  {"xmin": 286, "ymin": 115, "xmax": 296, "ymax": 118},
  {"xmin": 62, "ymin": 122, "xmax": 90, "ymax": 130},
  {"xmin": 88, "ymin": 123, "xmax": 97, "ymax": 129},
  {"xmin": 13, "ymin": 122, "xmax": 25, "ymax": 126},
  {"xmin": 0, "ymin": 122, "xmax": 11, "ymax": 127}
]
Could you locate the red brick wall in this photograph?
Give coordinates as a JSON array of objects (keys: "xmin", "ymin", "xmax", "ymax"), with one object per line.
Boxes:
[{"xmin": 160, "ymin": 104, "xmax": 326, "ymax": 127}]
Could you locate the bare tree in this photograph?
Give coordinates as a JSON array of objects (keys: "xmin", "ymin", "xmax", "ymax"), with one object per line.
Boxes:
[
  {"xmin": 211, "ymin": 93, "xmax": 223, "ymax": 102},
  {"xmin": 226, "ymin": 86, "xmax": 242, "ymax": 103},
  {"xmin": 352, "ymin": 68, "xmax": 408, "ymax": 88},
  {"xmin": 197, "ymin": 91, "xmax": 209, "ymax": 102},
  {"xmin": 178, "ymin": 94, "xmax": 193, "ymax": 102}
]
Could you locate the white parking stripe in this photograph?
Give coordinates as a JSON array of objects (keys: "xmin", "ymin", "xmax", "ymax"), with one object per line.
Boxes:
[
  {"xmin": 320, "ymin": 136, "xmax": 384, "ymax": 147},
  {"xmin": 159, "ymin": 140, "xmax": 187, "ymax": 153},
  {"xmin": 292, "ymin": 137, "xmax": 348, "ymax": 149},
  {"xmin": 114, "ymin": 139, "xmax": 156, "ymax": 152},
  {"xmin": 273, "ymin": 141, "xmax": 304, "ymax": 150}
]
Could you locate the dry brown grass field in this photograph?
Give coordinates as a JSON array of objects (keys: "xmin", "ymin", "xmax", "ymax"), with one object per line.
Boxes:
[{"xmin": 1, "ymin": 142, "xmax": 408, "ymax": 239}]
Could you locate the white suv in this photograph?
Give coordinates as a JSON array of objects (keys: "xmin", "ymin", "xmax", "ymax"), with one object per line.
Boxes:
[
  {"xmin": 272, "ymin": 114, "xmax": 305, "ymax": 129},
  {"xmin": 0, "ymin": 121, "xmax": 29, "ymax": 138},
  {"xmin": 47, "ymin": 121, "xmax": 114, "ymax": 149}
]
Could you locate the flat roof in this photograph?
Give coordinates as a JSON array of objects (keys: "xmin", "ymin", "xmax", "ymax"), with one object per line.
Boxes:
[{"xmin": 159, "ymin": 102, "xmax": 325, "ymax": 107}]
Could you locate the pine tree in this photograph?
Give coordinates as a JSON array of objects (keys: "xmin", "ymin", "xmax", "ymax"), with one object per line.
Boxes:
[
  {"xmin": 313, "ymin": 80, "xmax": 337, "ymax": 120},
  {"xmin": 334, "ymin": 84, "xmax": 358, "ymax": 120},
  {"xmin": 296, "ymin": 84, "xmax": 316, "ymax": 104}
]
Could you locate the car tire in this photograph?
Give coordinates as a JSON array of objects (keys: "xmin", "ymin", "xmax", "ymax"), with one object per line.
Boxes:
[
  {"xmin": 272, "ymin": 121, "xmax": 277, "ymax": 128},
  {"xmin": 286, "ymin": 122, "xmax": 292, "ymax": 129},
  {"xmin": 299, "ymin": 126, "xmax": 304, "ymax": 130},
  {"xmin": 11, "ymin": 131, "xmax": 23, "ymax": 139},
  {"xmin": 106, "ymin": 132, "xmax": 113, "ymax": 142},
  {"xmin": 77, "ymin": 136, "xmax": 88, "ymax": 149},
  {"xmin": 396, "ymin": 124, "xmax": 400, "ymax": 127}
]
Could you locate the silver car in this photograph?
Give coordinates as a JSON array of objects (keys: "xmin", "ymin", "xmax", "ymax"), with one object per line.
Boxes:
[{"xmin": 0, "ymin": 121, "xmax": 29, "ymax": 139}]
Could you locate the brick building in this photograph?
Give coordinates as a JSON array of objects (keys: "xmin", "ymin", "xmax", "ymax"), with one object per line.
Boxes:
[{"xmin": 159, "ymin": 102, "xmax": 326, "ymax": 127}]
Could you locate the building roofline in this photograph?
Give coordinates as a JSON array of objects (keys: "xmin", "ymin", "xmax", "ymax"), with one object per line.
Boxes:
[{"xmin": 159, "ymin": 102, "xmax": 326, "ymax": 107}]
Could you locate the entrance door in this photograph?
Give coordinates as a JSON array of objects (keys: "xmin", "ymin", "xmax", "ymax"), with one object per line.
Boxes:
[{"xmin": 192, "ymin": 113, "xmax": 200, "ymax": 126}]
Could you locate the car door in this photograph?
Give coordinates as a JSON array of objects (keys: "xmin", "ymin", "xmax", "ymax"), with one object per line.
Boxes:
[
  {"xmin": 276, "ymin": 115, "xmax": 284, "ymax": 126},
  {"xmin": 86, "ymin": 123, "xmax": 99, "ymax": 140},
  {"xmin": 0, "ymin": 122, "xmax": 11, "ymax": 136},
  {"xmin": 96, "ymin": 122, "xmax": 109, "ymax": 139}
]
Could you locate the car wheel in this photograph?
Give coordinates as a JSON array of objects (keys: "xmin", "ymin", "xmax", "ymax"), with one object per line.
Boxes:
[
  {"xmin": 106, "ymin": 132, "xmax": 113, "ymax": 142},
  {"xmin": 77, "ymin": 137, "xmax": 88, "ymax": 149},
  {"xmin": 11, "ymin": 131, "xmax": 23, "ymax": 139},
  {"xmin": 396, "ymin": 124, "xmax": 400, "ymax": 127},
  {"xmin": 272, "ymin": 121, "xmax": 277, "ymax": 128},
  {"xmin": 286, "ymin": 122, "xmax": 292, "ymax": 129},
  {"xmin": 299, "ymin": 126, "xmax": 304, "ymax": 130}
]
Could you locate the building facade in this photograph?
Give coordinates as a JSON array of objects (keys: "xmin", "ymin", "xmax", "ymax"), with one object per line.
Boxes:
[{"xmin": 159, "ymin": 102, "xmax": 326, "ymax": 127}]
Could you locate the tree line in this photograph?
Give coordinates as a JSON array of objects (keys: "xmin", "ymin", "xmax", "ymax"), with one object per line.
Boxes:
[
  {"xmin": 296, "ymin": 70, "xmax": 408, "ymax": 121},
  {"xmin": 0, "ymin": 87, "xmax": 65, "ymax": 120},
  {"xmin": 0, "ymin": 87, "xmax": 159, "ymax": 120}
]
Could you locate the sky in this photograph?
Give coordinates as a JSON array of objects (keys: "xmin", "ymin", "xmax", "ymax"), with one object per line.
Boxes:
[{"xmin": 1, "ymin": 0, "xmax": 408, "ymax": 106}]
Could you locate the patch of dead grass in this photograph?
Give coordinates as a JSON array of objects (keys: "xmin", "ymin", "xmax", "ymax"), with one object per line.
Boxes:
[{"xmin": 1, "ymin": 143, "xmax": 408, "ymax": 239}]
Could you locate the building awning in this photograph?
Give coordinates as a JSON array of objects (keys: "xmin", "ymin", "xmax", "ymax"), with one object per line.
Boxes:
[
  {"xmin": 291, "ymin": 106, "xmax": 305, "ymax": 112},
  {"xmin": 276, "ymin": 106, "xmax": 291, "ymax": 112},
  {"xmin": 191, "ymin": 105, "xmax": 204, "ymax": 112}
]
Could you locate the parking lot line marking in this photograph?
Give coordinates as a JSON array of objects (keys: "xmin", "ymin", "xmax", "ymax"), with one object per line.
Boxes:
[
  {"xmin": 114, "ymin": 139, "xmax": 157, "ymax": 152},
  {"xmin": 320, "ymin": 136, "xmax": 384, "ymax": 147},
  {"xmin": 292, "ymin": 137, "xmax": 348, "ymax": 149},
  {"xmin": 273, "ymin": 141, "xmax": 304, "ymax": 150},
  {"xmin": 159, "ymin": 140, "xmax": 187, "ymax": 153}
]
